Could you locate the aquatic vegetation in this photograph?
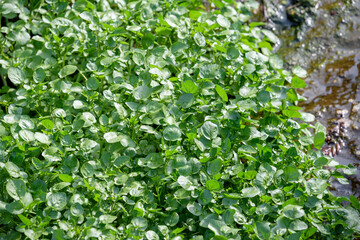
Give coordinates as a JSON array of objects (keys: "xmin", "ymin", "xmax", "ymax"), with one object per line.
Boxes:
[{"xmin": 0, "ymin": 0, "xmax": 359, "ymax": 239}]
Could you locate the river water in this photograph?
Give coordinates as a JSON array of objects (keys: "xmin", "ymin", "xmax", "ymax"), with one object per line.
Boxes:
[{"xmin": 265, "ymin": 0, "xmax": 360, "ymax": 197}]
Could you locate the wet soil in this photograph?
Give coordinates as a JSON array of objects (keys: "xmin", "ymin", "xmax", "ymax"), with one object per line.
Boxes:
[{"xmin": 266, "ymin": 0, "xmax": 360, "ymax": 197}]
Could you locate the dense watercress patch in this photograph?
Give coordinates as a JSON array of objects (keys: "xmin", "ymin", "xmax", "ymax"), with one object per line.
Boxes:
[{"xmin": 0, "ymin": 0, "xmax": 359, "ymax": 239}]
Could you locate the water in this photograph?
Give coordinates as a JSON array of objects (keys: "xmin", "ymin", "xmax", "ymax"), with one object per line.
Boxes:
[{"xmin": 265, "ymin": 0, "xmax": 360, "ymax": 197}]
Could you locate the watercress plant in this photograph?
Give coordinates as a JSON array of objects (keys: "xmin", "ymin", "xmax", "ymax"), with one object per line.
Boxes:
[{"xmin": 0, "ymin": 0, "xmax": 359, "ymax": 239}]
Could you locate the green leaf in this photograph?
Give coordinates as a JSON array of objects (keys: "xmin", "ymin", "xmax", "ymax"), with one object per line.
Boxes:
[
  {"xmin": 292, "ymin": 65, "xmax": 307, "ymax": 78},
  {"xmin": 242, "ymin": 187, "xmax": 260, "ymax": 198},
  {"xmin": 227, "ymin": 47, "xmax": 240, "ymax": 59},
  {"xmin": 5, "ymin": 162, "xmax": 21, "ymax": 178},
  {"xmin": 86, "ymin": 77, "xmax": 99, "ymax": 90},
  {"xmin": 41, "ymin": 119, "xmax": 55, "ymax": 129},
  {"xmin": 13, "ymin": 29, "xmax": 30, "ymax": 45},
  {"xmin": 283, "ymin": 205, "xmax": 305, "ymax": 219},
  {"xmin": 269, "ymin": 55, "xmax": 283, "ymax": 69},
  {"xmin": 314, "ymin": 132, "xmax": 325, "ymax": 149},
  {"xmin": 257, "ymin": 90, "xmax": 271, "ymax": 104},
  {"xmin": 133, "ymin": 85, "xmax": 152, "ymax": 100},
  {"xmin": 145, "ymin": 230, "xmax": 159, "ymax": 240},
  {"xmin": 6, "ymin": 201, "xmax": 24, "ymax": 215},
  {"xmin": 305, "ymin": 178, "xmax": 327, "ymax": 195},
  {"xmin": 34, "ymin": 132, "xmax": 51, "ymax": 145},
  {"xmin": 187, "ymin": 202, "xmax": 202, "ymax": 216},
  {"xmin": 243, "ymin": 64, "xmax": 256, "ymax": 75},
  {"xmin": 165, "ymin": 212, "xmax": 179, "ymax": 227},
  {"xmin": 58, "ymin": 174, "xmax": 73, "ymax": 183},
  {"xmin": 283, "ymin": 110, "xmax": 302, "ymax": 118},
  {"xmin": 99, "ymin": 215, "xmax": 117, "ymax": 224},
  {"xmin": 194, "ymin": 32, "xmax": 206, "ymax": 47},
  {"xmin": 200, "ymin": 64, "xmax": 219, "ymax": 79},
  {"xmin": 142, "ymin": 33, "xmax": 155, "ymax": 49},
  {"xmin": 201, "ymin": 121, "xmax": 219, "ymax": 140},
  {"xmin": 47, "ymin": 192, "xmax": 67, "ymax": 210},
  {"xmin": 245, "ymin": 170, "xmax": 257, "ymax": 180},
  {"xmin": 291, "ymin": 77, "xmax": 306, "ymax": 88},
  {"xmin": 262, "ymin": 29, "xmax": 279, "ymax": 43},
  {"xmin": 343, "ymin": 165, "xmax": 357, "ymax": 175},
  {"xmin": 178, "ymin": 93, "xmax": 194, "ymax": 108},
  {"xmin": 189, "ymin": 10, "xmax": 202, "ymax": 20},
  {"xmin": 6, "ymin": 179, "xmax": 26, "ymax": 200},
  {"xmin": 33, "ymin": 68, "xmax": 46, "ymax": 82},
  {"xmin": 300, "ymin": 112, "xmax": 315, "ymax": 122},
  {"xmin": 215, "ymin": 85, "xmax": 228, "ymax": 101},
  {"xmin": 206, "ymin": 180, "xmax": 221, "ymax": 191},
  {"xmin": 200, "ymin": 189, "xmax": 213, "ymax": 204},
  {"xmin": 8, "ymin": 67, "xmax": 25, "ymax": 85},
  {"xmin": 255, "ymin": 221, "xmax": 271, "ymax": 240},
  {"xmin": 314, "ymin": 157, "xmax": 328, "ymax": 167},
  {"xmin": 58, "ymin": 65, "xmax": 77, "ymax": 78},
  {"xmin": 181, "ymin": 80, "xmax": 198, "ymax": 94},
  {"xmin": 349, "ymin": 195, "xmax": 360, "ymax": 209},
  {"xmin": 163, "ymin": 125, "xmax": 182, "ymax": 141},
  {"xmin": 178, "ymin": 176, "xmax": 196, "ymax": 191},
  {"xmin": 81, "ymin": 162, "xmax": 95, "ymax": 177},
  {"xmin": 217, "ymin": 15, "xmax": 230, "ymax": 28},
  {"xmin": 18, "ymin": 214, "xmax": 32, "ymax": 226},
  {"xmin": 238, "ymin": 145, "xmax": 256, "ymax": 154},
  {"xmin": 145, "ymin": 153, "xmax": 164, "ymax": 169},
  {"xmin": 207, "ymin": 159, "xmax": 222, "ymax": 175}
]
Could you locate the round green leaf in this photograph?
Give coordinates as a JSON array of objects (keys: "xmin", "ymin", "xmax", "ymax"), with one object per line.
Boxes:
[
  {"xmin": 187, "ymin": 202, "xmax": 202, "ymax": 216},
  {"xmin": 86, "ymin": 77, "xmax": 99, "ymax": 90},
  {"xmin": 305, "ymin": 178, "xmax": 327, "ymax": 195},
  {"xmin": 194, "ymin": 32, "xmax": 206, "ymax": 47},
  {"xmin": 133, "ymin": 85, "xmax": 152, "ymax": 100},
  {"xmin": 6, "ymin": 201, "xmax": 24, "ymax": 215},
  {"xmin": 283, "ymin": 205, "xmax": 305, "ymax": 219},
  {"xmin": 178, "ymin": 93, "xmax": 194, "ymax": 109},
  {"xmin": 70, "ymin": 203, "xmax": 84, "ymax": 216},
  {"xmin": 217, "ymin": 15, "xmax": 230, "ymax": 28},
  {"xmin": 6, "ymin": 179, "xmax": 26, "ymax": 200},
  {"xmin": 163, "ymin": 125, "xmax": 182, "ymax": 141},
  {"xmin": 242, "ymin": 64, "xmax": 256, "ymax": 76},
  {"xmin": 59, "ymin": 65, "xmax": 77, "ymax": 78},
  {"xmin": 35, "ymin": 132, "xmax": 51, "ymax": 145},
  {"xmin": 292, "ymin": 65, "xmax": 307, "ymax": 78},
  {"xmin": 207, "ymin": 159, "xmax": 222, "ymax": 175},
  {"xmin": 241, "ymin": 187, "xmax": 260, "ymax": 198},
  {"xmin": 206, "ymin": 180, "xmax": 221, "ymax": 191},
  {"xmin": 33, "ymin": 68, "xmax": 46, "ymax": 82},
  {"xmin": 99, "ymin": 215, "xmax": 117, "ymax": 224},
  {"xmin": 227, "ymin": 47, "xmax": 240, "ymax": 59},
  {"xmin": 19, "ymin": 130, "xmax": 35, "ymax": 142},
  {"xmin": 145, "ymin": 230, "xmax": 159, "ymax": 240},
  {"xmin": 181, "ymin": 80, "xmax": 198, "ymax": 94},
  {"xmin": 291, "ymin": 77, "xmax": 307, "ymax": 88},
  {"xmin": 47, "ymin": 192, "xmax": 67, "ymax": 211},
  {"xmin": 81, "ymin": 162, "xmax": 95, "ymax": 177},
  {"xmin": 41, "ymin": 119, "xmax": 55, "ymax": 130},
  {"xmin": 19, "ymin": 119, "xmax": 35, "ymax": 130},
  {"xmin": 8, "ymin": 67, "xmax": 25, "ymax": 85},
  {"xmin": 5, "ymin": 162, "xmax": 21, "ymax": 178},
  {"xmin": 177, "ymin": 176, "xmax": 196, "ymax": 191},
  {"xmin": 201, "ymin": 121, "xmax": 218, "ymax": 140}
]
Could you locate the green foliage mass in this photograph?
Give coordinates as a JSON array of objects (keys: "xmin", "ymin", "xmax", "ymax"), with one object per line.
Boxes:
[{"xmin": 0, "ymin": 0, "xmax": 359, "ymax": 239}]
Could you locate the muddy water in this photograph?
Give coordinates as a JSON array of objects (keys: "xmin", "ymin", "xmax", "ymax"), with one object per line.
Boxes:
[{"xmin": 268, "ymin": 0, "xmax": 360, "ymax": 197}]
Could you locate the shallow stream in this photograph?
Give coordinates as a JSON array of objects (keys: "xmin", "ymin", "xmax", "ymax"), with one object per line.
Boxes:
[{"xmin": 265, "ymin": 0, "xmax": 360, "ymax": 197}]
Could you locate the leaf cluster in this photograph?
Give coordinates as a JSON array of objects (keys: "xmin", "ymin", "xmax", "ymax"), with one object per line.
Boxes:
[{"xmin": 0, "ymin": 0, "xmax": 359, "ymax": 239}]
